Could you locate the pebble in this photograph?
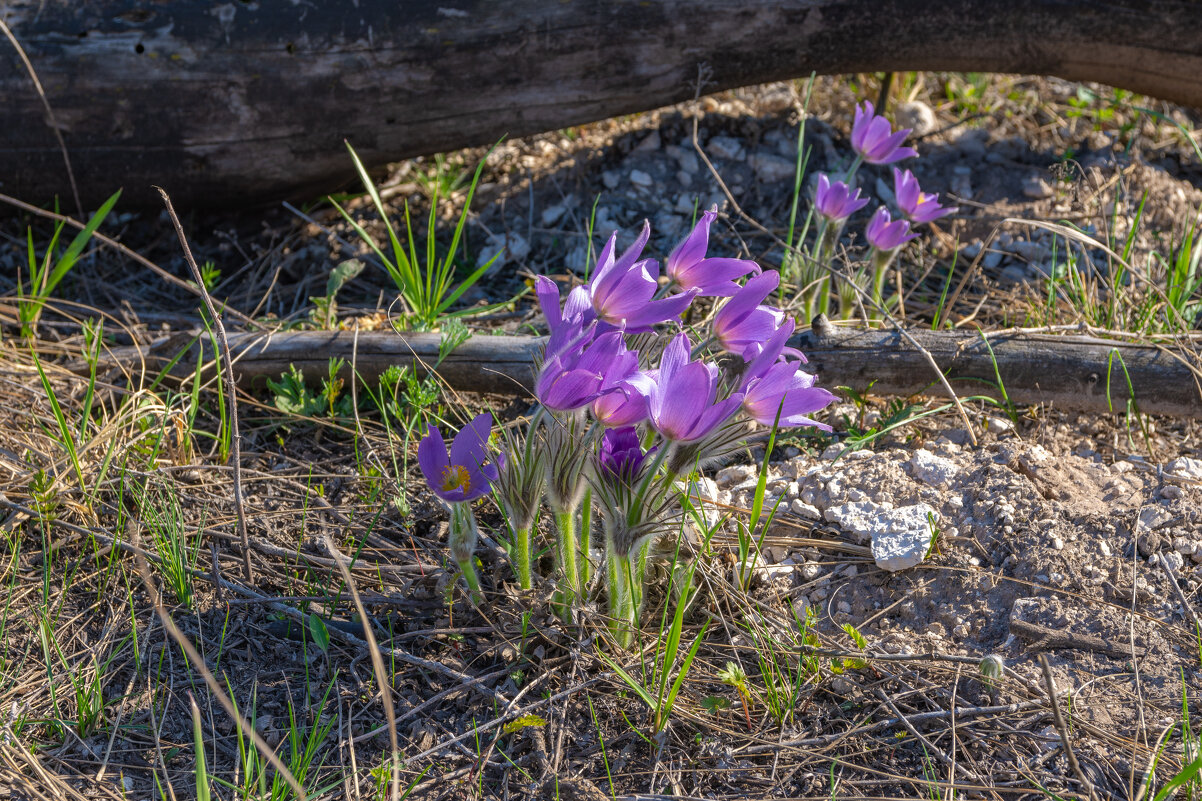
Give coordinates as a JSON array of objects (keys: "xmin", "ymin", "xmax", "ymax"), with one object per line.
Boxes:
[
  {"xmin": 790, "ymin": 499, "xmax": 821, "ymax": 519},
  {"xmin": 896, "ymin": 101, "xmax": 936, "ymax": 137},
  {"xmin": 629, "ymin": 169, "xmax": 654, "ymax": 188},
  {"xmin": 477, "ymin": 231, "xmax": 530, "ymax": 270},
  {"xmin": 1051, "ymin": 537, "xmax": 1064, "ymax": 551},
  {"xmin": 908, "ymin": 449, "xmax": 960, "ymax": 486},
  {"xmin": 715, "ymin": 465, "xmax": 755, "ymax": 486},
  {"xmin": 1163, "ymin": 551, "xmax": 1186, "ymax": 571},
  {"xmin": 541, "ymin": 203, "xmax": 567, "ymax": 226},
  {"xmin": 601, "ymin": 170, "xmax": 620, "ymax": 189},
  {"xmin": 748, "ymin": 152, "xmax": 796, "ymax": 183},
  {"xmin": 986, "ymin": 416, "xmax": 1015, "ymax": 434},
  {"xmin": 1164, "ymin": 457, "xmax": 1202, "ymax": 482},
  {"xmin": 707, "ymin": 136, "xmax": 745, "ymax": 161},
  {"xmin": 633, "ymin": 130, "xmax": 661, "ymax": 153},
  {"xmin": 758, "ymin": 85, "xmax": 796, "ymax": 113},
  {"xmin": 836, "ymin": 600, "xmax": 852, "ymax": 615},
  {"xmin": 981, "ymin": 250, "xmax": 1004, "ymax": 270},
  {"xmin": 800, "ymin": 562, "xmax": 823, "ymax": 581},
  {"xmin": 1022, "ymin": 175, "xmax": 1054, "ymax": 199}
]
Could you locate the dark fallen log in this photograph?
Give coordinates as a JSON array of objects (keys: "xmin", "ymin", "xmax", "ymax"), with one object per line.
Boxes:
[
  {"xmin": 5, "ymin": 0, "xmax": 1202, "ymax": 208},
  {"xmin": 90, "ymin": 326, "xmax": 1202, "ymax": 418}
]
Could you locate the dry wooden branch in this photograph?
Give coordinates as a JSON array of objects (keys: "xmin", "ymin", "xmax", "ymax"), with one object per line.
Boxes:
[
  {"xmin": 7, "ymin": 0, "xmax": 1202, "ymax": 207},
  {"xmin": 86, "ymin": 326, "xmax": 1202, "ymax": 418}
]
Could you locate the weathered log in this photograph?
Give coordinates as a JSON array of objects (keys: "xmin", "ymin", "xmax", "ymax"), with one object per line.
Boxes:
[
  {"xmin": 92, "ymin": 327, "xmax": 1202, "ymax": 418},
  {"xmin": 5, "ymin": 1, "xmax": 1202, "ymax": 208}
]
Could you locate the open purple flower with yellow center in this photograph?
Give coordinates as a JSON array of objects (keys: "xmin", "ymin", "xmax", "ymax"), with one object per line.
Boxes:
[
  {"xmin": 647, "ymin": 332, "xmax": 743, "ymax": 443},
  {"xmin": 851, "ymin": 101, "xmax": 917, "ymax": 166},
  {"xmin": 713, "ymin": 270, "xmax": 786, "ymax": 360},
  {"xmin": 741, "ymin": 361, "xmax": 837, "ymax": 430},
  {"xmin": 598, "ymin": 426, "xmax": 654, "ymax": 483},
  {"xmin": 536, "ymin": 330, "xmax": 639, "ymax": 412},
  {"xmin": 592, "ymin": 376, "xmax": 651, "ymax": 427},
  {"xmin": 865, "ymin": 206, "xmax": 919, "ymax": 251},
  {"xmin": 587, "ymin": 222, "xmax": 697, "ymax": 330},
  {"xmin": 418, "ymin": 413, "xmax": 502, "ymax": 503},
  {"xmin": 814, "ymin": 174, "xmax": 869, "ymax": 222},
  {"xmin": 665, "ymin": 206, "xmax": 760, "ymax": 297},
  {"xmin": 893, "ymin": 168, "xmax": 957, "ymax": 224}
]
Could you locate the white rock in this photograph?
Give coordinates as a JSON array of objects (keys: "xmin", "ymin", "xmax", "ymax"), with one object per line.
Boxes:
[
  {"xmin": 908, "ymin": 449, "xmax": 959, "ymax": 486},
  {"xmin": 1138, "ymin": 506, "xmax": 1175, "ymax": 534},
  {"xmin": 790, "ymin": 499, "xmax": 821, "ymax": 519},
  {"xmin": 1163, "ymin": 550, "xmax": 1185, "ymax": 571},
  {"xmin": 986, "ymin": 416, "xmax": 1014, "ymax": 434},
  {"xmin": 1164, "ymin": 457, "xmax": 1202, "ymax": 483},
  {"xmin": 800, "ymin": 562, "xmax": 823, "ymax": 581},
  {"xmin": 896, "ymin": 101, "xmax": 936, "ymax": 137},
  {"xmin": 1022, "ymin": 175, "xmax": 1054, "ymax": 199},
  {"xmin": 633, "ymin": 130, "xmax": 661, "ymax": 152},
  {"xmin": 601, "ymin": 170, "xmax": 620, "ymax": 189},
  {"xmin": 748, "ymin": 152, "xmax": 796, "ymax": 183},
  {"xmin": 869, "ymin": 504, "xmax": 939, "ymax": 572},
  {"xmin": 477, "ymin": 231, "xmax": 530, "ymax": 270},
  {"xmin": 629, "ymin": 169, "xmax": 654, "ymax": 188},
  {"xmin": 826, "ymin": 501, "xmax": 938, "ymax": 571},
  {"xmin": 1174, "ymin": 537, "xmax": 1195, "ymax": 555},
  {"xmin": 715, "ymin": 465, "xmax": 754, "ymax": 486},
  {"xmin": 540, "ymin": 204, "xmax": 567, "ymax": 226},
  {"xmin": 707, "ymin": 136, "xmax": 745, "ymax": 161},
  {"xmin": 688, "ymin": 476, "xmax": 719, "ymax": 503}
]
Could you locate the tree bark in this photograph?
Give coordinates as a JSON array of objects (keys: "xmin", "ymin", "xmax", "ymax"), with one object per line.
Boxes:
[
  {"xmin": 92, "ymin": 327, "xmax": 1202, "ymax": 418},
  {"xmin": 5, "ymin": 0, "xmax": 1202, "ymax": 208}
]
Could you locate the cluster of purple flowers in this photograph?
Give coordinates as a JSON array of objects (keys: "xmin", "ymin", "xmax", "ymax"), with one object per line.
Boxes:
[
  {"xmin": 419, "ymin": 207, "xmax": 837, "ymax": 641},
  {"xmin": 803, "ymin": 102, "xmax": 957, "ymax": 320}
]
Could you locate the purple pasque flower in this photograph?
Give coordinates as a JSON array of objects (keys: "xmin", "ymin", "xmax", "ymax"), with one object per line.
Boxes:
[
  {"xmin": 865, "ymin": 206, "xmax": 919, "ymax": 251},
  {"xmin": 713, "ymin": 270, "xmax": 786, "ymax": 360},
  {"xmin": 588, "ymin": 222, "xmax": 697, "ymax": 330},
  {"xmin": 742, "ymin": 362, "xmax": 837, "ymax": 430},
  {"xmin": 536, "ymin": 330, "xmax": 638, "ymax": 412},
  {"xmin": 851, "ymin": 101, "xmax": 917, "ymax": 165},
  {"xmin": 893, "ymin": 168, "xmax": 957, "ymax": 224},
  {"xmin": 646, "ymin": 332, "xmax": 743, "ymax": 443},
  {"xmin": 418, "ymin": 412, "xmax": 502, "ymax": 503},
  {"xmin": 598, "ymin": 426, "xmax": 654, "ymax": 482},
  {"xmin": 740, "ymin": 318, "xmax": 804, "ymax": 386},
  {"xmin": 814, "ymin": 174, "xmax": 869, "ymax": 222},
  {"xmin": 665, "ymin": 206, "xmax": 760, "ymax": 297},
  {"xmin": 592, "ymin": 376, "xmax": 651, "ymax": 427}
]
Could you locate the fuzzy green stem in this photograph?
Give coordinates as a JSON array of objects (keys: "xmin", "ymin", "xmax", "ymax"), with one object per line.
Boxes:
[
  {"xmin": 449, "ymin": 503, "xmax": 482, "ymax": 604},
  {"xmin": 513, "ymin": 526, "xmax": 533, "ymax": 590},
  {"xmin": 578, "ymin": 491, "xmax": 593, "ymax": 589},
  {"xmin": 870, "ymin": 247, "xmax": 897, "ymax": 318},
  {"xmin": 605, "ymin": 535, "xmax": 637, "ymax": 649},
  {"xmin": 554, "ymin": 509, "xmax": 581, "ymax": 605}
]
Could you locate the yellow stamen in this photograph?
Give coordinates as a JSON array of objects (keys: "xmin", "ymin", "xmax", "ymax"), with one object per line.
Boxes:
[{"xmin": 440, "ymin": 465, "xmax": 472, "ymax": 493}]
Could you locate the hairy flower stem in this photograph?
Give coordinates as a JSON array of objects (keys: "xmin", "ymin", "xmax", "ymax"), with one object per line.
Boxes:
[
  {"xmin": 578, "ymin": 490, "xmax": 593, "ymax": 589},
  {"xmin": 449, "ymin": 502, "xmax": 482, "ymax": 604},
  {"xmin": 514, "ymin": 526, "xmax": 533, "ymax": 590},
  {"xmin": 554, "ymin": 508, "xmax": 582, "ymax": 605},
  {"xmin": 605, "ymin": 534, "xmax": 645, "ymax": 649},
  {"xmin": 869, "ymin": 247, "xmax": 898, "ymax": 316}
]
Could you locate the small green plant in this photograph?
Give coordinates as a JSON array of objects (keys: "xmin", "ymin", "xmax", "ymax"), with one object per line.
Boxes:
[
  {"xmin": 266, "ymin": 359, "xmax": 354, "ymax": 420},
  {"xmin": 717, "ymin": 661, "xmax": 754, "ymax": 730},
  {"xmin": 139, "ymin": 482, "xmax": 203, "ymax": 609},
  {"xmin": 308, "ymin": 259, "xmax": 365, "ymax": 330},
  {"xmin": 333, "ymin": 142, "xmax": 502, "ymax": 330},
  {"xmin": 16, "ymin": 190, "xmax": 121, "ymax": 338}
]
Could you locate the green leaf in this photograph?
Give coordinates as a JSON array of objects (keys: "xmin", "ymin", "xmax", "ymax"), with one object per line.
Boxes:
[
  {"xmin": 326, "ymin": 258, "xmax": 365, "ymax": 298},
  {"xmin": 307, "ymin": 614, "xmax": 330, "ymax": 653}
]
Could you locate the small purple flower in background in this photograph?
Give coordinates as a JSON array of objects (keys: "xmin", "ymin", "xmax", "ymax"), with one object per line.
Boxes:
[
  {"xmin": 646, "ymin": 332, "xmax": 743, "ymax": 443},
  {"xmin": 587, "ymin": 222, "xmax": 697, "ymax": 330},
  {"xmin": 741, "ymin": 362, "xmax": 837, "ymax": 430},
  {"xmin": 536, "ymin": 330, "xmax": 638, "ymax": 412},
  {"xmin": 865, "ymin": 207, "xmax": 919, "ymax": 251},
  {"xmin": 598, "ymin": 426, "xmax": 653, "ymax": 482},
  {"xmin": 418, "ymin": 413, "xmax": 502, "ymax": 503},
  {"xmin": 592, "ymin": 378, "xmax": 651, "ymax": 428},
  {"xmin": 893, "ymin": 169, "xmax": 957, "ymax": 224},
  {"xmin": 851, "ymin": 101, "xmax": 918, "ymax": 165},
  {"xmin": 713, "ymin": 270, "xmax": 786, "ymax": 360},
  {"xmin": 814, "ymin": 174, "xmax": 869, "ymax": 222},
  {"xmin": 665, "ymin": 206, "xmax": 760, "ymax": 297}
]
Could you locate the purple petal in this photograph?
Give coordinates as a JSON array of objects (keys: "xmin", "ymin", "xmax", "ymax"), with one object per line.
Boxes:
[
  {"xmin": 667, "ymin": 207, "xmax": 716, "ymax": 281},
  {"xmin": 658, "ymin": 332, "xmax": 691, "ymax": 383},
  {"xmin": 450, "ymin": 412, "xmax": 493, "ymax": 472},
  {"xmin": 689, "ymin": 394, "xmax": 743, "ymax": 441},
  {"xmin": 535, "ymin": 276, "xmax": 562, "ymax": 329},
  {"xmin": 621, "ymin": 288, "xmax": 696, "ymax": 329},
  {"xmin": 653, "ymin": 362, "xmax": 714, "ymax": 440},
  {"xmin": 417, "ymin": 424, "xmax": 450, "ymax": 488}
]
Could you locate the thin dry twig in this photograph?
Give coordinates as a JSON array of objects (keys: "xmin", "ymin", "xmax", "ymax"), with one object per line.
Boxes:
[
  {"xmin": 0, "ymin": 17, "xmax": 82, "ymax": 219},
  {"xmin": 1038, "ymin": 654, "xmax": 1099, "ymax": 801},
  {"xmin": 157, "ymin": 187, "xmax": 253, "ymax": 583}
]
